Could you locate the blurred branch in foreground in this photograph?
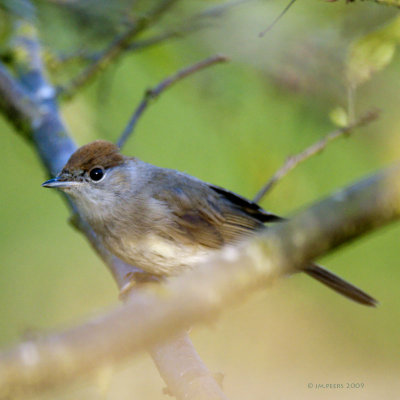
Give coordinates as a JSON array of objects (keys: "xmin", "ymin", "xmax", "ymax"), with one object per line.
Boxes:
[
  {"xmin": 253, "ymin": 109, "xmax": 380, "ymax": 203},
  {"xmin": 1, "ymin": 162, "xmax": 400, "ymax": 398}
]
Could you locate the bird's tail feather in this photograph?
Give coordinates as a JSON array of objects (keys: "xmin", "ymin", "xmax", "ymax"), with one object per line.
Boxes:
[{"xmin": 304, "ymin": 263, "xmax": 378, "ymax": 307}]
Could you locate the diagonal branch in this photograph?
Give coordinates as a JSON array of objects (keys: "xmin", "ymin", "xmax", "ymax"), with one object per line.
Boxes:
[
  {"xmin": 117, "ymin": 54, "xmax": 229, "ymax": 148},
  {"xmin": 258, "ymin": 0, "xmax": 298, "ymax": 37},
  {"xmin": 253, "ymin": 108, "xmax": 380, "ymax": 203},
  {"xmin": 1, "ymin": 162, "xmax": 399, "ymax": 398}
]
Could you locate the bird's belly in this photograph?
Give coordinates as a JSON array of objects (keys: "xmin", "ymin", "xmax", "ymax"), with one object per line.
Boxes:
[{"xmin": 106, "ymin": 233, "xmax": 215, "ymax": 276}]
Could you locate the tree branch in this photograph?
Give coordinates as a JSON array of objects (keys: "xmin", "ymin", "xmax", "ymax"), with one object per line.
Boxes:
[
  {"xmin": 1, "ymin": 162, "xmax": 399, "ymax": 398},
  {"xmin": 149, "ymin": 332, "xmax": 228, "ymax": 400},
  {"xmin": 253, "ymin": 108, "xmax": 379, "ymax": 203},
  {"xmin": 117, "ymin": 53, "xmax": 229, "ymax": 149}
]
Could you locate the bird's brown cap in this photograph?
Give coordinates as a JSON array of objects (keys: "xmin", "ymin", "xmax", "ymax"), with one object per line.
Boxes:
[{"xmin": 62, "ymin": 140, "xmax": 125, "ymax": 173}]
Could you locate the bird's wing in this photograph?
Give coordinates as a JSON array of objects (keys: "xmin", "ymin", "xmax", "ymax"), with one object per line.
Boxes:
[
  {"xmin": 153, "ymin": 178, "xmax": 280, "ymax": 249},
  {"xmin": 208, "ymin": 184, "xmax": 284, "ymax": 223}
]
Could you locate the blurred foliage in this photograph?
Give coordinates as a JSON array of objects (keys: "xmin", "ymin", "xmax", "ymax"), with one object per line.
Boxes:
[
  {"xmin": 347, "ymin": 15, "xmax": 400, "ymax": 88},
  {"xmin": 1, "ymin": 0, "xmax": 400, "ymax": 399}
]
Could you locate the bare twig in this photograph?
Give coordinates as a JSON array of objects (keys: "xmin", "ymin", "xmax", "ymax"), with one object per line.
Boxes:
[
  {"xmin": 253, "ymin": 109, "xmax": 380, "ymax": 203},
  {"xmin": 60, "ymin": 0, "xmax": 179, "ymax": 100},
  {"xmin": 117, "ymin": 54, "xmax": 229, "ymax": 149},
  {"xmin": 259, "ymin": 0, "xmax": 298, "ymax": 37},
  {"xmin": 1, "ymin": 162, "xmax": 400, "ymax": 398}
]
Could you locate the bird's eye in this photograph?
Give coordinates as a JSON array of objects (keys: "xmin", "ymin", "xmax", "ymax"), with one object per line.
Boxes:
[{"xmin": 89, "ymin": 167, "xmax": 104, "ymax": 182}]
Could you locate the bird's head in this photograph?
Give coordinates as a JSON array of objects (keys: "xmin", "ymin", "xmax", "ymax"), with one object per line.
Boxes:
[{"xmin": 42, "ymin": 140, "xmax": 133, "ymax": 214}]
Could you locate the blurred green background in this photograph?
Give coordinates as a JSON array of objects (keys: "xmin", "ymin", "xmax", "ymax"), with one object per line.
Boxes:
[{"xmin": 1, "ymin": 0, "xmax": 400, "ymax": 399}]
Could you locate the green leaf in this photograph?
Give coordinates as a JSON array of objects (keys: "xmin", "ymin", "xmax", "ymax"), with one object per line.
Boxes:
[
  {"xmin": 347, "ymin": 16, "xmax": 400, "ymax": 88},
  {"xmin": 329, "ymin": 107, "xmax": 349, "ymax": 128}
]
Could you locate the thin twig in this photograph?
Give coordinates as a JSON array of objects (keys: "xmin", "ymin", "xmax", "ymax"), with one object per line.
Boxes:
[
  {"xmin": 59, "ymin": 0, "xmax": 179, "ymax": 100},
  {"xmin": 259, "ymin": 0, "xmax": 298, "ymax": 37},
  {"xmin": 117, "ymin": 54, "xmax": 229, "ymax": 149},
  {"xmin": 253, "ymin": 109, "xmax": 380, "ymax": 203}
]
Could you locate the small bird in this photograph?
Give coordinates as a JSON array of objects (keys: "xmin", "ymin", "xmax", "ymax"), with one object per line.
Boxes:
[{"xmin": 42, "ymin": 140, "xmax": 377, "ymax": 306}]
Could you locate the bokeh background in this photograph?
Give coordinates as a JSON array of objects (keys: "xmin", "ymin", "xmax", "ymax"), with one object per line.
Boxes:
[{"xmin": 1, "ymin": 0, "xmax": 400, "ymax": 399}]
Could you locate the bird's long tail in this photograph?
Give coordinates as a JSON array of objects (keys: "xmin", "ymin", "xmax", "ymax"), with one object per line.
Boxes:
[{"xmin": 304, "ymin": 263, "xmax": 378, "ymax": 307}]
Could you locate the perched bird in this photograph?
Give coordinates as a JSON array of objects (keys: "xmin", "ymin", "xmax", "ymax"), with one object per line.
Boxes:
[{"xmin": 42, "ymin": 140, "xmax": 377, "ymax": 306}]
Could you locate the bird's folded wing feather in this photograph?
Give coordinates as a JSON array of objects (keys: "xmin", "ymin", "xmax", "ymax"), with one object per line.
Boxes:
[{"xmin": 153, "ymin": 179, "xmax": 280, "ymax": 249}]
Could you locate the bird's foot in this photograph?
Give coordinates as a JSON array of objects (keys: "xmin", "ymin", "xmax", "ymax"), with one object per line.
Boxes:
[{"xmin": 119, "ymin": 270, "xmax": 162, "ymax": 301}]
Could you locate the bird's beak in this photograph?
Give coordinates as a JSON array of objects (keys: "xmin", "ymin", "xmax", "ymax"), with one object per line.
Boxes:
[{"xmin": 41, "ymin": 177, "xmax": 81, "ymax": 189}]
